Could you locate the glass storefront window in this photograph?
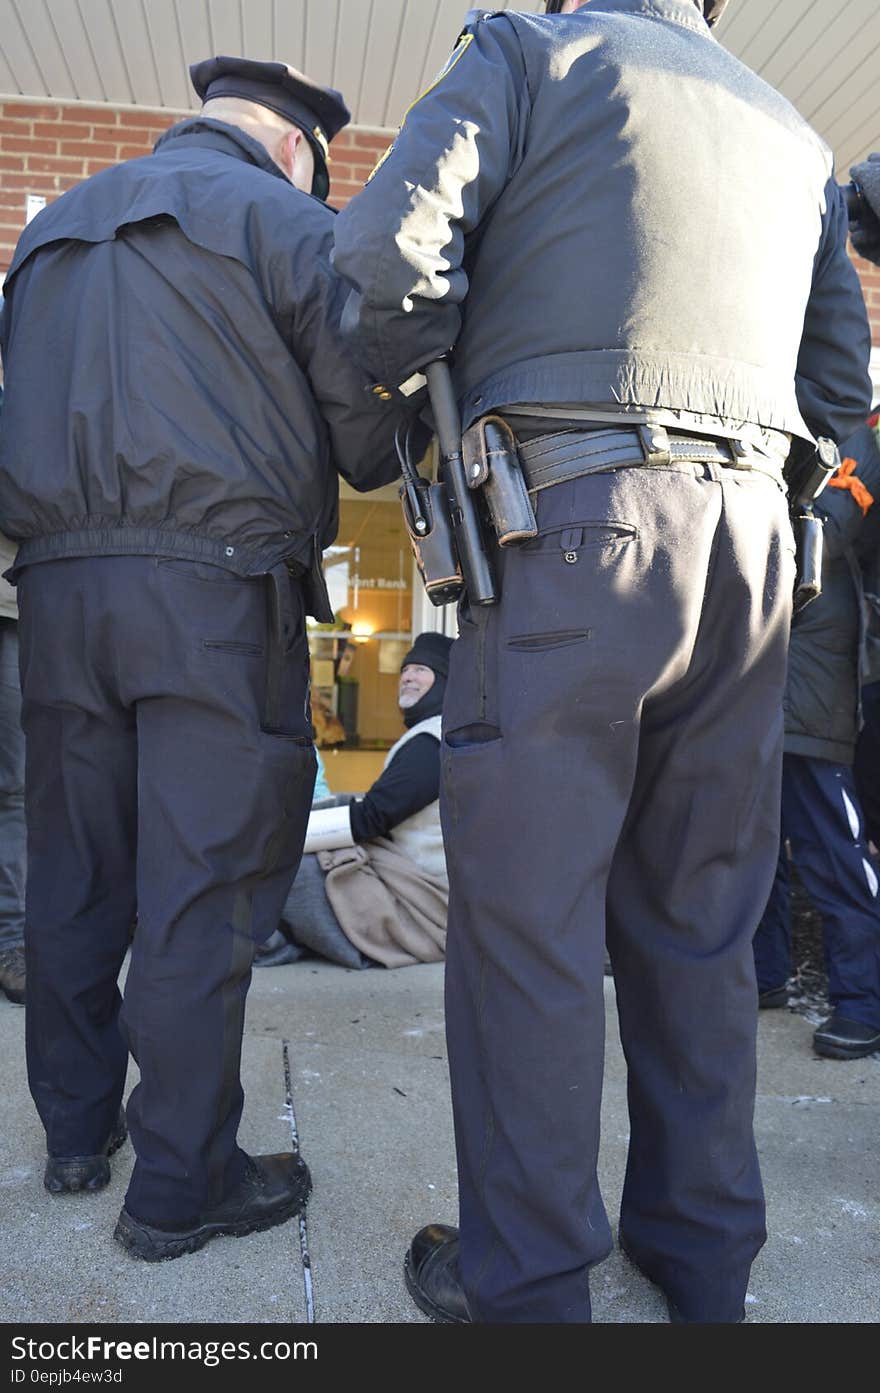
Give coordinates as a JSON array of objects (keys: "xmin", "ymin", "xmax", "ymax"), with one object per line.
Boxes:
[{"xmin": 308, "ymin": 489, "xmax": 415, "ymax": 751}]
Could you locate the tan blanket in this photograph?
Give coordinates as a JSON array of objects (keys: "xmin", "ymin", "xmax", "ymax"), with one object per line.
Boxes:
[{"xmin": 317, "ymin": 837, "xmax": 447, "ymax": 968}]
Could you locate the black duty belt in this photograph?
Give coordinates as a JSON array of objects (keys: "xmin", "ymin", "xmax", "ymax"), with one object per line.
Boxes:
[{"xmin": 517, "ymin": 424, "xmax": 786, "ymax": 494}]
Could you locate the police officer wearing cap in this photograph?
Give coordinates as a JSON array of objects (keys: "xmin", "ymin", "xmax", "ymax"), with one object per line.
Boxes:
[
  {"xmin": 846, "ymin": 154, "xmax": 880, "ymax": 268},
  {"xmin": 333, "ymin": 0, "xmax": 872, "ymax": 1322},
  {"xmin": 0, "ymin": 56, "xmax": 423, "ymax": 1261}
]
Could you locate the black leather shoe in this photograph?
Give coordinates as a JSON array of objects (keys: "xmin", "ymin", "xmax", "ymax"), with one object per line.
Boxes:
[
  {"xmin": 813, "ymin": 1013, "xmax": 880, "ymax": 1060},
  {"xmin": 113, "ymin": 1152, "xmax": 311, "ymax": 1262},
  {"xmin": 758, "ymin": 985, "xmax": 789, "ymax": 1009},
  {"xmin": 404, "ymin": 1224, "xmax": 472, "ymax": 1323},
  {"xmin": 44, "ymin": 1110, "xmax": 128, "ymax": 1194},
  {"xmin": 0, "ymin": 945, "xmax": 25, "ymax": 1004},
  {"xmin": 619, "ymin": 1234, "xmax": 744, "ymax": 1324}
]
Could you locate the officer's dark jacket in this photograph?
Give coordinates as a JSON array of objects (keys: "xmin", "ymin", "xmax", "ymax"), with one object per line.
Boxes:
[
  {"xmin": 0, "ymin": 119, "xmax": 411, "ymax": 614},
  {"xmin": 332, "ymin": 0, "xmax": 871, "ymax": 445},
  {"xmin": 785, "ymin": 422, "xmax": 880, "ymax": 763}
]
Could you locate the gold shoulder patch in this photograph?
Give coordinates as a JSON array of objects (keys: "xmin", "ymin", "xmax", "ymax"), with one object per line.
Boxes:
[{"xmin": 366, "ymin": 33, "xmax": 476, "ymax": 184}]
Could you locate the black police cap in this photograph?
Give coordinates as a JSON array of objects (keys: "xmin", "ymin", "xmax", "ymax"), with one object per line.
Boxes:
[
  {"xmin": 545, "ymin": 0, "xmax": 729, "ymax": 21},
  {"xmin": 702, "ymin": 0, "xmax": 730, "ymax": 25},
  {"xmin": 189, "ymin": 56, "xmax": 350, "ymax": 200}
]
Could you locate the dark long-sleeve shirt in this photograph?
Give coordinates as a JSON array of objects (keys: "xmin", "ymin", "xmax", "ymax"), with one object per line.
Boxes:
[{"xmin": 349, "ymin": 733, "xmax": 440, "ymax": 843}]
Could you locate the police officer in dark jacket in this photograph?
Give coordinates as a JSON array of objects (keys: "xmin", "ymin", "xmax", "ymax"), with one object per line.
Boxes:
[
  {"xmin": 332, "ymin": 0, "xmax": 873, "ymax": 1323},
  {"xmin": 848, "ymin": 155, "xmax": 880, "ymax": 268},
  {"xmin": 0, "ymin": 57, "xmax": 420, "ymax": 1263}
]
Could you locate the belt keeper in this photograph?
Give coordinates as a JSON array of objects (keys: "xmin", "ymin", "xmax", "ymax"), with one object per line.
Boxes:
[
  {"xmin": 639, "ymin": 425, "xmax": 672, "ymax": 466},
  {"xmin": 729, "ymin": 438, "xmax": 752, "ymax": 469}
]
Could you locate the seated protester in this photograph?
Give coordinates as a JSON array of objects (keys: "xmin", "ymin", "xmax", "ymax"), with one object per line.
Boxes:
[{"xmin": 256, "ymin": 631, "xmax": 452, "ymax": 969}]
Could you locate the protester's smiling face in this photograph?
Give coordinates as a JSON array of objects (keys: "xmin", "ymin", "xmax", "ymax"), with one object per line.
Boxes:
[{"xmin": 398, "ymin": 664, "xmax": 435, "ymax": 709}]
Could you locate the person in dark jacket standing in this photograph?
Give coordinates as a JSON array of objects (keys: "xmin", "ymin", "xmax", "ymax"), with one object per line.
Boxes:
[
  {"xmin": 754, "ymin": 421, "xmax": 880, "ymax": 1058},
  {"xmin": 847, "ymin": 155, "xmax": 880, "ymax": 268},
  {"xmin": 852, "ymin": 414, "xmax": 880, "ymax": 852},
  {"xmin": 0, "ymin": 381, "xmax": 26, "ymax": 1008},
  {"xmin": 332, "ymin": 0, "xmax": 873, "ymax": 1323},
  {"xmin": 0, "ymin": 57, "xmax": 418, "ymax": 1263}
]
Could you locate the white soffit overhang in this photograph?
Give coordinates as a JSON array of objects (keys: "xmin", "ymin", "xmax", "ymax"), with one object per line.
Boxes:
[{"xmin": 0, "ymin": 1, "xmax": 876, "ymax": 172}]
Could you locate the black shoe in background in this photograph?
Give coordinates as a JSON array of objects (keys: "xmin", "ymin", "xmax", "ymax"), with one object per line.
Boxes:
[
  {"xmin": 404, "ymin": 1224, "xmax": 472, "ymax": 1323},
  {"xmin": 758, "ymin": 985, "xmax": 789, "ymax": 1009},
  {"xmin": 113, "ymin": 1152, "xmax": 312, "ymax": 1262},
  {"xmin": 813, "ymin": 1013, "xmax": 880, "ymax": 1059},
  {"xmin": 0, "ymin": 945, "xmax": 25, "ymax": 1004},
  {"xmin": 44, "ymin": 1110, "xmax": 128, "ymax": 1194}
]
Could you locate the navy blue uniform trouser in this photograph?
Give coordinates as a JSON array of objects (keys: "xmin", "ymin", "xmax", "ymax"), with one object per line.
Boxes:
[
  {"xmin": 17, "ymin": 556, "xmax": 315, "ymax": 1224},
  {"xmin": 754, "ymin": 754, "xmax": 880, "ymax": 1029},
  {"xmin": 440, "ymin": 462, "xmax": 793, "ymax": 1323},
  {"xmin": 0, "ymin": 618, "xmax": 26, "ymax": 953},
  {"xmin": 854, "ymin": 680, "xmax": 880, "ymax": 850}
]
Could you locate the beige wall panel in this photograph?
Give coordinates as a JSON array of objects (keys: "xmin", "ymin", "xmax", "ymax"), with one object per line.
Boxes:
[
  {"xmin": 332, "ymin": 0, "xmax": 373, "ymax": 121},
  {"xmin": 383, "ymin": 1, "xmax": 440, "ymax": 130},
  {"xmin": 114, "ymin": 0, "xmax": 163, "ymax": 107},
  {"xmin": 273, "ymin": 0, "xmax": 306, "ymax": 74},
  {"xmin": 173, "ymin": 0, "xmax": 213, "ymax": 110},
  {"xmin": 46, "ymin": 0, "xmax": 103, "ymax": 98},
  {"xmin": 12, "ymin": 0, "xmax": 75, "ymax": 98},
  {"xmin": 357, "ymin": 0, "xmax": 405, "ymax": 129},
  {"xmin": 142, "ymin": 0, "xmax": 192, "ymax": 110},
  {"xmin": 77, "ymin": 0, "xmax": 135, "ymax": 104},
  {"xmin": 304, "ymin": 0, "xmax": 340, "ymax": 88},
  {"xmin": 0, "ymin": 0, "xmax": 52, "ymax": 94},
  {"xmin": 206, "ymin": 0, "xmax": 244, "ymax": 55},
  {"xmin": 241, "ymin": 0, "xmax": 273, "ymax": 58}
]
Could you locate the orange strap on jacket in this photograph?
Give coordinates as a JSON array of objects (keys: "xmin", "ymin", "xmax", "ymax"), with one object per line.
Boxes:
[{"xmin": 828, "ymin": 457, "xmax": 874, "ymax": 516}]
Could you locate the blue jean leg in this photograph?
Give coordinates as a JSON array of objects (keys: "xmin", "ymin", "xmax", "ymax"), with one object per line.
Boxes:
[{"xmin": 782, "ymin": 754, "xmax": 880, "ymax": 1029}]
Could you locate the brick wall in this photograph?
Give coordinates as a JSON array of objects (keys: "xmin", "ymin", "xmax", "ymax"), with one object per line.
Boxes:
[
  {"xmin": 851, "ymin": 247, "xmax": 880, "ymax": 344},
  {"xmin": 326, "ymin": 128, "xmax": 390, "ymax": 206},
  {"xmin": 0, "ymin": 98, "xmax": 878, "ymax": 351},
  {"xmin": 0, "ymin": 100, "xmax": 390, "ymax": 270},
  {"xmin": 0, "ymin": 101, "xmax": 176, "ymax": 268}
]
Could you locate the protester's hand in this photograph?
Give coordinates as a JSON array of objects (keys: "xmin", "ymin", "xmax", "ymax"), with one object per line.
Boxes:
[{"xmin": 849, "ymin": 154, "xmax": 880, "ymax": 265}]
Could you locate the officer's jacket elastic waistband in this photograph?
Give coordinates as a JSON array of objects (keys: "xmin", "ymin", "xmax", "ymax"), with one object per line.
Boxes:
[
  {"xmin": 5, "ymin": 527, "xmax": 292, "ymax": 582},
  {"xmin": 517, "ymin": 426, "xmax": 787, "ymax": 494}
]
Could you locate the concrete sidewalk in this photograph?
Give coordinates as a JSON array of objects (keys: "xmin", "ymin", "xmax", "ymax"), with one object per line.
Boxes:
[{"xmin": 1, "ymin": 961, "xmax": 877, "ymax": 1324}]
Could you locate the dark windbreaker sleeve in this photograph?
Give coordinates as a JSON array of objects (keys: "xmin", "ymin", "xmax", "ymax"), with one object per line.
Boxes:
[
  {"xmin": 348, "ymin": 733, "xmax": 441, "ymax": 844},
  {"xmin": 816, "ymin": 422, "xmax": 880, "ymax": 561},
  {"xmin": 331, "ymin": 16, "xmax": 529, "ymax": 388},
  {"xmin": 278, "ymin": 215, "xmax": 426, "ymax": 493},
  {"xmin": 795, "ymin": 178, "xmax": 873, "ymax": 446}
]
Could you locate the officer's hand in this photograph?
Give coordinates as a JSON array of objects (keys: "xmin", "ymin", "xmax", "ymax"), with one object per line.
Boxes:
[{"xmin": 849, "ymin": 154, "xmax": 880, "ymax": 266}]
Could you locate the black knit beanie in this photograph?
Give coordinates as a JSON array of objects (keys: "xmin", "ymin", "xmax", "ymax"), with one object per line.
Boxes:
[
  {"xmin": 400, "ymin": 632, "xmax": 453, "ymax": 680},
  {"xmin": 400, "ymin": 632, "xmax": 453, "ymax": 728}
]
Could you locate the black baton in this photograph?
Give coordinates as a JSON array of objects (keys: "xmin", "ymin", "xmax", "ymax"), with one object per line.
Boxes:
[{"xmin": 425, "ymin": 359, "xmax": 497, "ymax": 606}]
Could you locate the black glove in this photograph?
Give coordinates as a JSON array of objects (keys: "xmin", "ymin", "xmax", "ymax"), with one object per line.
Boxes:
[{"xmin": 849, "ymin": 153, "xmax": 880, "ymax": 266}]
